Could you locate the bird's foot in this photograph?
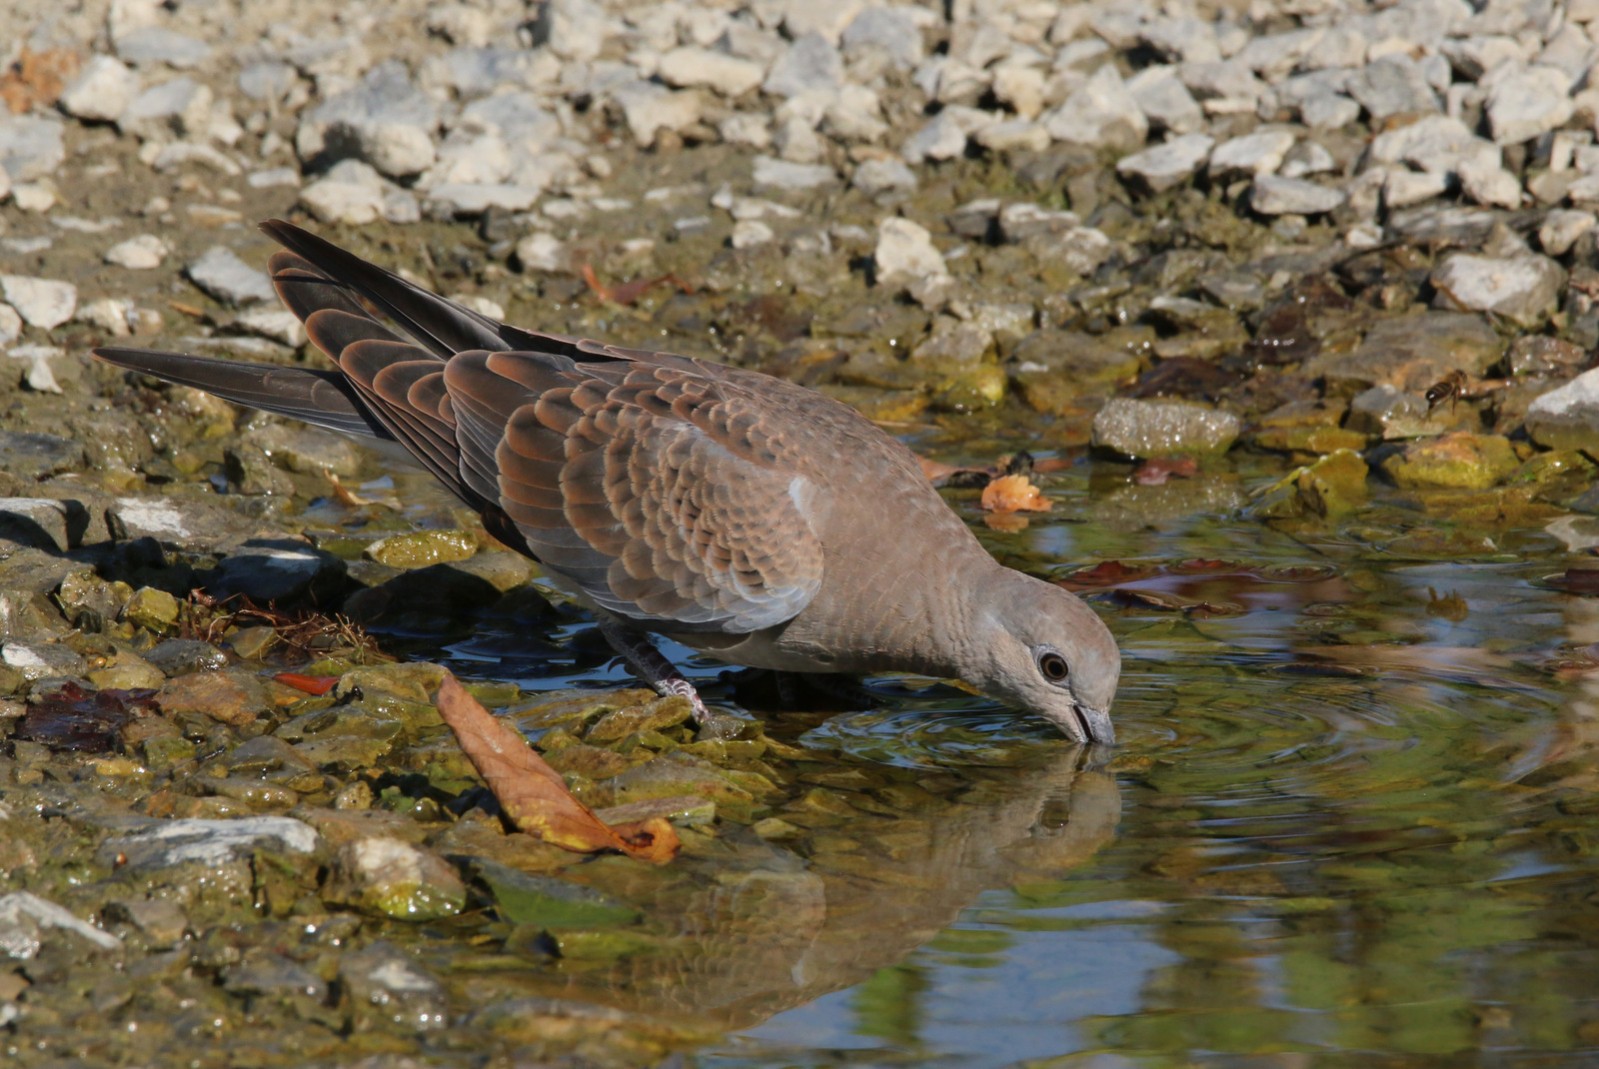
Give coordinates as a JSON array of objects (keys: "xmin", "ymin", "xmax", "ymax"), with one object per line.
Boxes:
[{"xmin": 597, "ymin": 619, "xmax": 743, "ymax": 739}]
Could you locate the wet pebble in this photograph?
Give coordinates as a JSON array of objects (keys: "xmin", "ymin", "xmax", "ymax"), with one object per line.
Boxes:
[
  {"xmin": 1381, "ymin": 431, "xmax": 1520, "ymax": 490},
  {"xmin": 1091, "ymin": 398, "xmax": 1241, "ymax": 459},
  {"xmin": 1526, "ymin": 368, "xmax": 1599, "ymax": 453},
  {"xmin": 324, "ymin": 838, "xmax": 466, "ymax": 921},
  {"xmin": 0, "ymin": 275, "xmax": 77, "ymax": 330}
]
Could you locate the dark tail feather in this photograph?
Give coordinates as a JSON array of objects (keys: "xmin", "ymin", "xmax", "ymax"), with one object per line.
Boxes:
[
  {"xmin": 259, "ymin": 219, "xmax": 557, "ymax": 357},
  {"xmin": 93, "ymin": 347, "xmax": 393, "ymax": 441}
]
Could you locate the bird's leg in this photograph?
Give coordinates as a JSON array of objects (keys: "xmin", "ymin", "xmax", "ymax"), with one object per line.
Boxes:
[
  {"xmin": 596, "ymin": 619, "xmax": 742, "ymax": 738},
  {"xmin": 596, "ymin": 618, "xmax": 706, "ymax": 715}
]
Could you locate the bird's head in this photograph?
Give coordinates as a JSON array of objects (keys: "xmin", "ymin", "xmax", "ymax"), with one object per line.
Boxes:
[{"xmin": 968, "ymin": 569, "xmax": 1121, "ymax": 745}]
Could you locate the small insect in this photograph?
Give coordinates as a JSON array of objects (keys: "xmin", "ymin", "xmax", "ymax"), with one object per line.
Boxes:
[
  {"xmin": 1425, "ymin": 370, "xmax": 1467, "ymax": 412},
  {"xmin": 1424, "ymin": 370, "xmax": 1509, "ymax": 415}
]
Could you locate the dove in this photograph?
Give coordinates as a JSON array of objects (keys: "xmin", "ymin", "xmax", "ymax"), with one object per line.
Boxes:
[{"xmin": 95, "ymin": 220, "xmax": 1119, "ymax": 743}]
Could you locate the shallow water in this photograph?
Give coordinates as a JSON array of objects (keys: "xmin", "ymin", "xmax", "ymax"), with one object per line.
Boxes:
[{"xmin": 431, "ymin": 459, "xmax": 1599, "ymax": 1067}]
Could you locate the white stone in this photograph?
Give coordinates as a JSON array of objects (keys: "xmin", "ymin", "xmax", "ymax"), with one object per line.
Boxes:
[
  {"xmin": 783, "ymin": 0, "xmax": 864, "ymax": 43},
  {"xmin": 0, "ymin": 275, "xmax": 76, "ymax": 329},
  {"xmin": 773, "ymin": 114, "xmax": 824, "ymax": 163},
  {"xmin": 1116, "ymin": 133, "xmax": 1214, "ymax": 192},
  {"xmin": 530, "ymin": 0, "xmax": 613, "ymax": 61},
  {"xmin": 1384, "ymin": 168, "xmax": 1450, "ymax": 208},
  {"xmin": 992, "ymin": 64, "xmax": 1046, "ymax": 120},
  {"xmin": 0, "ymin": 892, "xmax": 121, "ymax": 957},
  {"xmin": 1043, "ymin": 64, "xmax": 1147, "ymax": 152},
  {"xmin": 874, "ymin": 217, "xmax": 948, "ymax": 286},
  {"xmin": 105, "ymin": 233, "xmax": 169, "ymax": 269},
  {"xmin": 76, "ymin": 297, "xmax": 135, "ymax": 337},
  {"xmin": 1368, "ymin": 115, "xmax": 1480, "ymax": 172},
  {"xmin": 5, "ymin": 344, "xmax": 62, "ymax": 392},
  {"xmin": 299, "ymin": 176, "xmax": 385, "ymax": 225},
  {"xmin": 1485, "ymin": 64, "xmax": 1576, "ymax": 144},
  {"xmin": 423, "ymin": 183, "xmax": 542, "ymax": 217},
  {"xmin": 58, "ymin": 56, "xmax": 139, "ymax": 123},
  {"xmin": 1540, "ymin": 209, "xmax": 1597, "ymax": 255},
  {"xmin": 119, "ymin": 77, "xmax": 212, "ymax": 140},
  {"xmin": 515, "ymin": 232, "xmax": 567, "ymax": 272},
  {"xmin": 11, "ymin": 183, "xmax": 55, "ymax": 213},
  {"xmin": 612, "ymin": 82, "xmax": 704, "ymax": 148},
  {"xmin": 752, "ymin": 155, "xmax": 836, "ymax": 190},
  {"xmin": 0, "ymin": 304, "xmax": 20, "ymax": 345},
  {"xmin": 973, "ymin": 120, "xmax": 1050, "ymax": 154},
  {"xmin": 1431, "ymin": 253, "xmax": 1565, "ymax": 328},
  {"xmin": 1458, "ymin": 158, "xmax": 1523, "ymax": 210},
  {"xmin": 1209, "ymin": 129, "xmax": 1296, "ymax": 177},
  {"xmin": 109, "ymin": 817, "xmax": 318, "ymax": 867},
  {"xmin": 902, "ymin": 112, "xmax": 968, "ymax": 162},
  {"xmin": 235, "ymin": 309, "xmax": 306, "ymax": 348},
  {"xmin": 764, "ymin": 33, "xmax": 844, "ymax": 98},
  {"xmin": 657, "ymin": 47, "xmax": 765, "ymax": 97},
  {"xmin": 1126, "ymin": 66, "xmax": 1205, "ymax": 135},
  {"xmin": 731, "ymin": 220, "xmax": 775, "ymax": 248},
  {"xmin": 185, "ymin": 246, "xmax": 275, "ymax": 306},
  {"xmin": 1250, "ymin": 175, "xmax": 1346, "ymax": 215},
  {"xmin": 719, "ymin": 113, "xmax": 771, "ymax": 148}
]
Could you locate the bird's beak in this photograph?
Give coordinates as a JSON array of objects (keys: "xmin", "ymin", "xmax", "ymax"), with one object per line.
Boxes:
[{"xmin": 1073, "ymin": 704, "xmax": 1116, "ymax": 747}]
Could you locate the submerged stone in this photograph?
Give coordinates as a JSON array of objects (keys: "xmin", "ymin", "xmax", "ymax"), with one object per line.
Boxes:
[
  {"xmin": 1091, "ymin": 398, "xmax": 1241, "ymax": 458},
  {"xmin": 1381, "ymin": 432, "xmax": 1519, "ymax": 489},
  {"xmin": 1526, "ymin": 368, "xmax": 1599, "ymax": 453},
  {"xmin": 469, "ymin": 858, "xmax": 640, "ymax": 928},
  {"xmin": 364, "ymin": 528, "xmax": 478, "ymax": 568},
  {"xmin": 324, "ymin": 837, "xmax": 466, "ymax": 921},
  {"xmin": 1252, "ymin": 450, "xmax": 1369, "ymax": 519}
]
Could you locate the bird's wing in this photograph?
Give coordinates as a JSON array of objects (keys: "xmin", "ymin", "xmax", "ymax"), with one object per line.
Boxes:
[
  {"xmin": 98, "ymin": 221, "xmax": 828, "ymax": 634},
  {"xmin": 443, "ymin": 350, "xmax": 827, "ymax": 633}
]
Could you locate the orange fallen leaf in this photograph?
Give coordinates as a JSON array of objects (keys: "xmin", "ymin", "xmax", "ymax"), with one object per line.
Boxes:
[
  {"xmin": 578, "ymin": 263, "xmax": 691, "ymax": 307},
  {"xmin": 274, "ymin": 673, "xmax": 340, "ymax": 696},
  {"xmin": 434, "ymin": 674, "xmax": 679, "ymax": 864},
  {"xmin": 0, "ymin": 48, "xmax": 81, "ymax": 114},
  {"xmin": 980, "ymin": 473, "xmax": 1053, "ymax": 514}
]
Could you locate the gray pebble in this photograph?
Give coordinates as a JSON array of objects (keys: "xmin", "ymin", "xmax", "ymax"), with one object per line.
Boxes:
[
  {"xmin": 295, "ymin": 61, "xmax": 439, "ymax": 178},
  {"xmin": 1347, "ymin": 55, "xmax": 1438, "ymax": 122},
  {"xmin": 1526, "ymin": 367, "xmax": 1599, "ymax": 452},
  {"xmin": 1116, "ymin": 133, "xmax": 1214, "ymax": 193},
  {"xmin": 1250, "ymin": 174, "xmax": 1346, "ymax": 215},
  {"xmin": 1044, "ymin": 65, "xmax": 1147, "ymax": 152},
  {"xmin": 841, "ymin": 7, "xmax": 925, "ymax": 70},
  {"xmin": 852, "ymin": 157, "xmax": 918, "ymax": 197},
  {"xmin": 752, "ymin": 155, "xmax": 836, "ymax": 190},
  {"xmin": 185, "ymin": 246, "xmax": 276, "ymax": 306},
  {"xmin": 874, "ymin": 218, "xmax": 947, "ymax": 286},
  {"xmin": 763, "ymin": 33, "xmax": 845, "ymax": 98},
  {"xmin": 0, "ymin": 116, "xmax": 65, "ymax": 182},
  {"xmin": 115, "ymin": 27, "xmax": 212, "ymax": 69},
  {"xmin": 119, "ymin": 77, "xmax": 213, "ymax": 140},
  {"xmin": 1126, "ymin": 66, "xmax": 1205, "ymax": 136}
]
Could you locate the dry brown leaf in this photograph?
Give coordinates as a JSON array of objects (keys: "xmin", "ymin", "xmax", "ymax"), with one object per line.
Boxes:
[
  {"xmin": 435, "ymin": 674, "xmax": 679, "ymax": 864},
  {"xmin": 981, "ymin": 473, "xmax": 1053, "ymax": 514},
  {"xmin": 0, "ymin": 48, "xmax": 81, "ymax": 114}
]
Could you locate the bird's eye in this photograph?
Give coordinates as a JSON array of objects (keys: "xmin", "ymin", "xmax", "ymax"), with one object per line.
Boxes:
[{"xmin": 1036, "ymin": 648, "xmax": 1070, "ymax": 685}]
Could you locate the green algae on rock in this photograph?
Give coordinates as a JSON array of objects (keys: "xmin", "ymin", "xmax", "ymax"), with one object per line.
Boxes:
[{"xmin": 1381, "ymin": 432, "xmax": 1520, "ymax": 490}]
